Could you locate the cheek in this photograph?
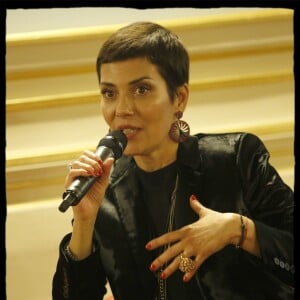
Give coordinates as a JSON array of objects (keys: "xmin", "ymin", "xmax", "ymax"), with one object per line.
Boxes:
[
  {"xmin": 101, "ymin": 103, "xmax": 114, "ymax": 124},
  {"xmin": 152, "ymin": 102, "xmax": 175, "ymax": 122},
  {"xmin": 144, "ymin": 107, "xmax": 174, "ymax": 134}
]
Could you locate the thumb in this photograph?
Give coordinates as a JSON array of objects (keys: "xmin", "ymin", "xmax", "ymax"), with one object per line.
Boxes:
[
  {"xmin": 93, "ymin": 157, "xmax": 115, "ymax": 193},
  {"xmin": 101, "ymin": 157, "xmax": 115, "ymax": 180},
  {"xmin": 189, "ymin": 194, "xmax": 207, "ymax": 217}
]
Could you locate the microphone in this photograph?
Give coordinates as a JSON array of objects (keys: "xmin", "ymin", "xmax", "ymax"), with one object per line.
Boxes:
[{"xmin": 58, "ymin": 130, "xmax": 127, "ymax": 213}]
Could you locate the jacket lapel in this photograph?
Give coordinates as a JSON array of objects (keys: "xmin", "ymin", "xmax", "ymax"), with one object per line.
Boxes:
[
  {"xmin": 110, "ymin": 158, "xmax": 157, "ymax": 295},
  {"xmin": 174, "ymin": 135, "xmax": 204, "ymax": 229}
]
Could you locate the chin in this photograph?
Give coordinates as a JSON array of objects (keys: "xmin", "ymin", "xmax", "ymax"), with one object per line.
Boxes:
[
  {"xmin": 124, "ymin": 144, "xmax": 148, "ymax": 157},
  {"xmin": 123, "ymin": 147, "xmax": 138, "ymax": 157}
]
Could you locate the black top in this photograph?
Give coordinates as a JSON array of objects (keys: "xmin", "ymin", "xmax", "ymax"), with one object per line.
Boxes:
[
  {"xmin": 136, "ymin": 161, "xmax": 192, "ymax": 299},
  {"xmin": 136, "ymin": 161, "xmax": 178, "ymax": 236}
]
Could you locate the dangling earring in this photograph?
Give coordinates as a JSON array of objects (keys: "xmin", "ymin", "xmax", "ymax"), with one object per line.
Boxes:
[{"xmin": 169, "ymin": 111, "xmax": 190, "ymax": 143}]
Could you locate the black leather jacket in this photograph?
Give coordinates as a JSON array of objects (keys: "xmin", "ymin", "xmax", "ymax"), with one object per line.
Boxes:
[{"xmin": 52, "ymin": 133, "xmax": 294, "ymax": 300}]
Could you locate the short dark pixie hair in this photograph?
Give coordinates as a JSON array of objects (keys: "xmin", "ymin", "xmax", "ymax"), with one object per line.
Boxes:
[{"xmin": 96, "ymin": 21, "xmax": 189, "ymax": 101}]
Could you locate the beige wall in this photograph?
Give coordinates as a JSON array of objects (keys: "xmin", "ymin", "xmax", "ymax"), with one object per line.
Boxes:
[{"xmin": 6, "ymin": 8, "xmax": 294, "ymax": 300}]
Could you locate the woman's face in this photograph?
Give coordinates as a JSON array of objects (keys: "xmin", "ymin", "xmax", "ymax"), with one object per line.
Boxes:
[{"xmin": 100, "ymin": 57, "xmax": 187, "ymax": 165}]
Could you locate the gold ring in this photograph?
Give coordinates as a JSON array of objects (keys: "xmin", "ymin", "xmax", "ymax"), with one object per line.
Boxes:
[{"xmin": 178, "ymin": 253, "xmax": 195, "ymax": 273}]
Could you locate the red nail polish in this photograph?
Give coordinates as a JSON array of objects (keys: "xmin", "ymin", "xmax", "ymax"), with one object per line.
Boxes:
[
  {"xmin": 191, "ymin": 194, "xmax": 197, "ymax": 201},
  {"xmin": 183, "ymin": 275, "xmax": 189, "ymax": 282},
  {"xmin": 150, "ymin": 263, "xmax": 156, "ymax": 271},
  {"xmin": 145, "ymin": 243, "xmax": 152, "ymax": 250},
  {"xmin": 160, "ymin": 272, "xmax": 166, "ymax": 279}
]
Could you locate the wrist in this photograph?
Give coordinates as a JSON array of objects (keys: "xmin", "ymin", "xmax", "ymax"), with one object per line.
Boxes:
[
  {"xmin": 65, "ymin": 241, "xmax": 96, "ymax": 261},
  {"xmin": 65, "ymin": 243, "xmax": 80, "ymax": 261},
  {"xmin": 233, "ymin": 214, "xmax": 248, "ymax": 249},
  {"xmin": 69, "ymin": 219, "xmax": 96, "ymax": 260},
  {"xmin": 225, "ymin": 213, "xmax": 247, "ymax": 247},
  {"xmin": 72, "ymin": 210, "xmax": 98, "ymax": 226},
  {"xmin": 225, "ymin": 213, "xmax": 240, "ymax": 245}
]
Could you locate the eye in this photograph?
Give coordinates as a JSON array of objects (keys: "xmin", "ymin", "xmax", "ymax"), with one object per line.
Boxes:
[
  {"xmin": 134, "ymin": 85, "xmax": 150, "ymax": 96},
  {"xmin": 101, "ymin": 88, "xmax": 116, "ymax": 99}
]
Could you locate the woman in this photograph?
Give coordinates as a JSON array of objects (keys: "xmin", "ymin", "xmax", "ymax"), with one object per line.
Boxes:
[{"xmin": 52, "ymin": 22, "xmax": 294, "ymax": 299}]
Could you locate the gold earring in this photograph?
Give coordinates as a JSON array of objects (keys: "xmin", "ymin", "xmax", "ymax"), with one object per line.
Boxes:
[{"xmin": 168, "ymin": 111, "xmax": 190, "ymax": 143}]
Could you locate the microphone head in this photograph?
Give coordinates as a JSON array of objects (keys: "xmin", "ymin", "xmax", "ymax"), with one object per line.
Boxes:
[{"xmin": 97, "ymin": 130, "xmax": 128, "ymax": 159}]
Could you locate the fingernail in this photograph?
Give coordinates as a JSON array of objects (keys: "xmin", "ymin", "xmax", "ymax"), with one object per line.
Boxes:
[
  {"xmin": 150, "ymin": 263, "xmax": 156, "ymax": 271},
  {"xmin": 191, "ymin": 194, "xmax": 197, "ymax": 201},
  {"xmin": 145, "ymin": 243, "xmax": 152, "ymax": 250},
  {"xmin": 93, "ymin": 171, "xmax": 100, "ymax": 177},
  {"xmin": 160, "ymin": 272, "xmax": 166, "ymax": 279},
  {"xmin": 183, "ymin": 274, "xmax": 189, "ymax": 282}
]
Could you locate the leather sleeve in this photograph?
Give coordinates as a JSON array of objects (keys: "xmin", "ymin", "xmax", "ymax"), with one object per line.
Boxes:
[
  {"xmin": 52, "ymin": 233, "xmax": 108, "ymax": 300},
  {"xmin": 237, "ymin": 133, "xmax": 294, "ymax": 286}
]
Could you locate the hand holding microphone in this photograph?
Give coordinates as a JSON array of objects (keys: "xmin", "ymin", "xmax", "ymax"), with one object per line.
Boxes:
[{"xmin": 58, "ymin": 130, "xmax": 127, "ymax": 213}]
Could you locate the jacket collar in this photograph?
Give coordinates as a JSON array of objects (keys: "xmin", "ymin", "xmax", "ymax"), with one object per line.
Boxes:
[{"xmin": 177, "ymin": 134, "xmax": 202, "ymax": 171}]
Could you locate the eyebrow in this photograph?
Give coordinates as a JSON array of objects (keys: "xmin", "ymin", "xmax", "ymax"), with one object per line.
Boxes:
[{"xmin": 100, "ymin": 76, "xmax": 153, "ymax": 87}]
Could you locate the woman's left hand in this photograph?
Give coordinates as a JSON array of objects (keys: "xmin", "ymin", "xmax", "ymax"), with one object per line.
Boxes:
[{"xmin": 145, "ymin": 195, "xmax": 240, "ymax": 282}]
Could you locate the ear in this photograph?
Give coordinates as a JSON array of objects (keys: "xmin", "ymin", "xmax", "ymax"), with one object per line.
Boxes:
[{"xmin": 174, "ymin": 84, "xmax": 189, "ymax": 112}]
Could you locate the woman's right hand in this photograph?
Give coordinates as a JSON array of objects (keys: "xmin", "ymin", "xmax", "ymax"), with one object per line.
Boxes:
[{"xmin": 65, "ymin": 150, "xmax": 114, "ymax": 223}]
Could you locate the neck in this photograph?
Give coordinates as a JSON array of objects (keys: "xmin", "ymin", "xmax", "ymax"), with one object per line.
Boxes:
[{"xmin": 134, "ymin": 143, "xmax": 178, "ymax": 172}]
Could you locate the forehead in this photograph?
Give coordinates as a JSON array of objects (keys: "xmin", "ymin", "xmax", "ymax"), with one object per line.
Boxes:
[{"xmin": 100, "ymin": 57, "xmax": 162, "ymax": 84}]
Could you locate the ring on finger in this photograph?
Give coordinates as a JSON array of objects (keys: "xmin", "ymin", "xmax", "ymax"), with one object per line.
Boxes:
[{"xmin": 178, "ymin": 253, "xmax": 196, "ymax": 273}]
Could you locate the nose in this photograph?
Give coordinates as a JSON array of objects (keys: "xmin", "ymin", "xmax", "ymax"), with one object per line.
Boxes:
[{"xmin": 115, "ymin": 93, "xmax": 134, "ymax": 117}]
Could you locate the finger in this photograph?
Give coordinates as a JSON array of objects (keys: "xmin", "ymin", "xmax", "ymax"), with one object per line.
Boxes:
[
  {"xmin": 78, "ymin": 152, "xmax": 104, "ymax": 175},
  {"xmin": 64, "ymin": 164, "xmax": 93, "ymax": 187},
  {"xmin": 76, "ymin": 149, "xmax": 103, "ymax": 165},
  {"xmin": 159, "ymin": 254, "xmax": 182, "ymax": 280},
  {"xmin": 69, "ymin": 148, "xmax": 106, "ymax": 175},
  {"xmin": 145, "ymin": 230, "xmax": 181, "ymax": 251},
  {"xmin": 149, "ymin": 242, "xmax": 182, "ymax": 273},
  {"xmin": 181, "ymin": 255, "xmax": 204, "ymax": 282},
  {"xmin": 189, "ymin": 194, "xmax": 207, "ymax": 217},
  {"xmin": 64, "ymin": 157, "xmax": 112, "ymax": 188},
  {"xmin": 81, "ymin": 149, "xmax": 100, "ymax": 160},
  {"xmin": 82, "ymin": 157, "xmax": 114, "ymax": 189},
  {"xmin": 70, "ymin": 160, "xmax": 102, "ymax": 176},
  {"xmin": 99, "ymin": 157, "xmax": 114, "ymax": 181},
  {"xmin": 161, "ymin": 251, "xmax": 202, "ymax": 281}
]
